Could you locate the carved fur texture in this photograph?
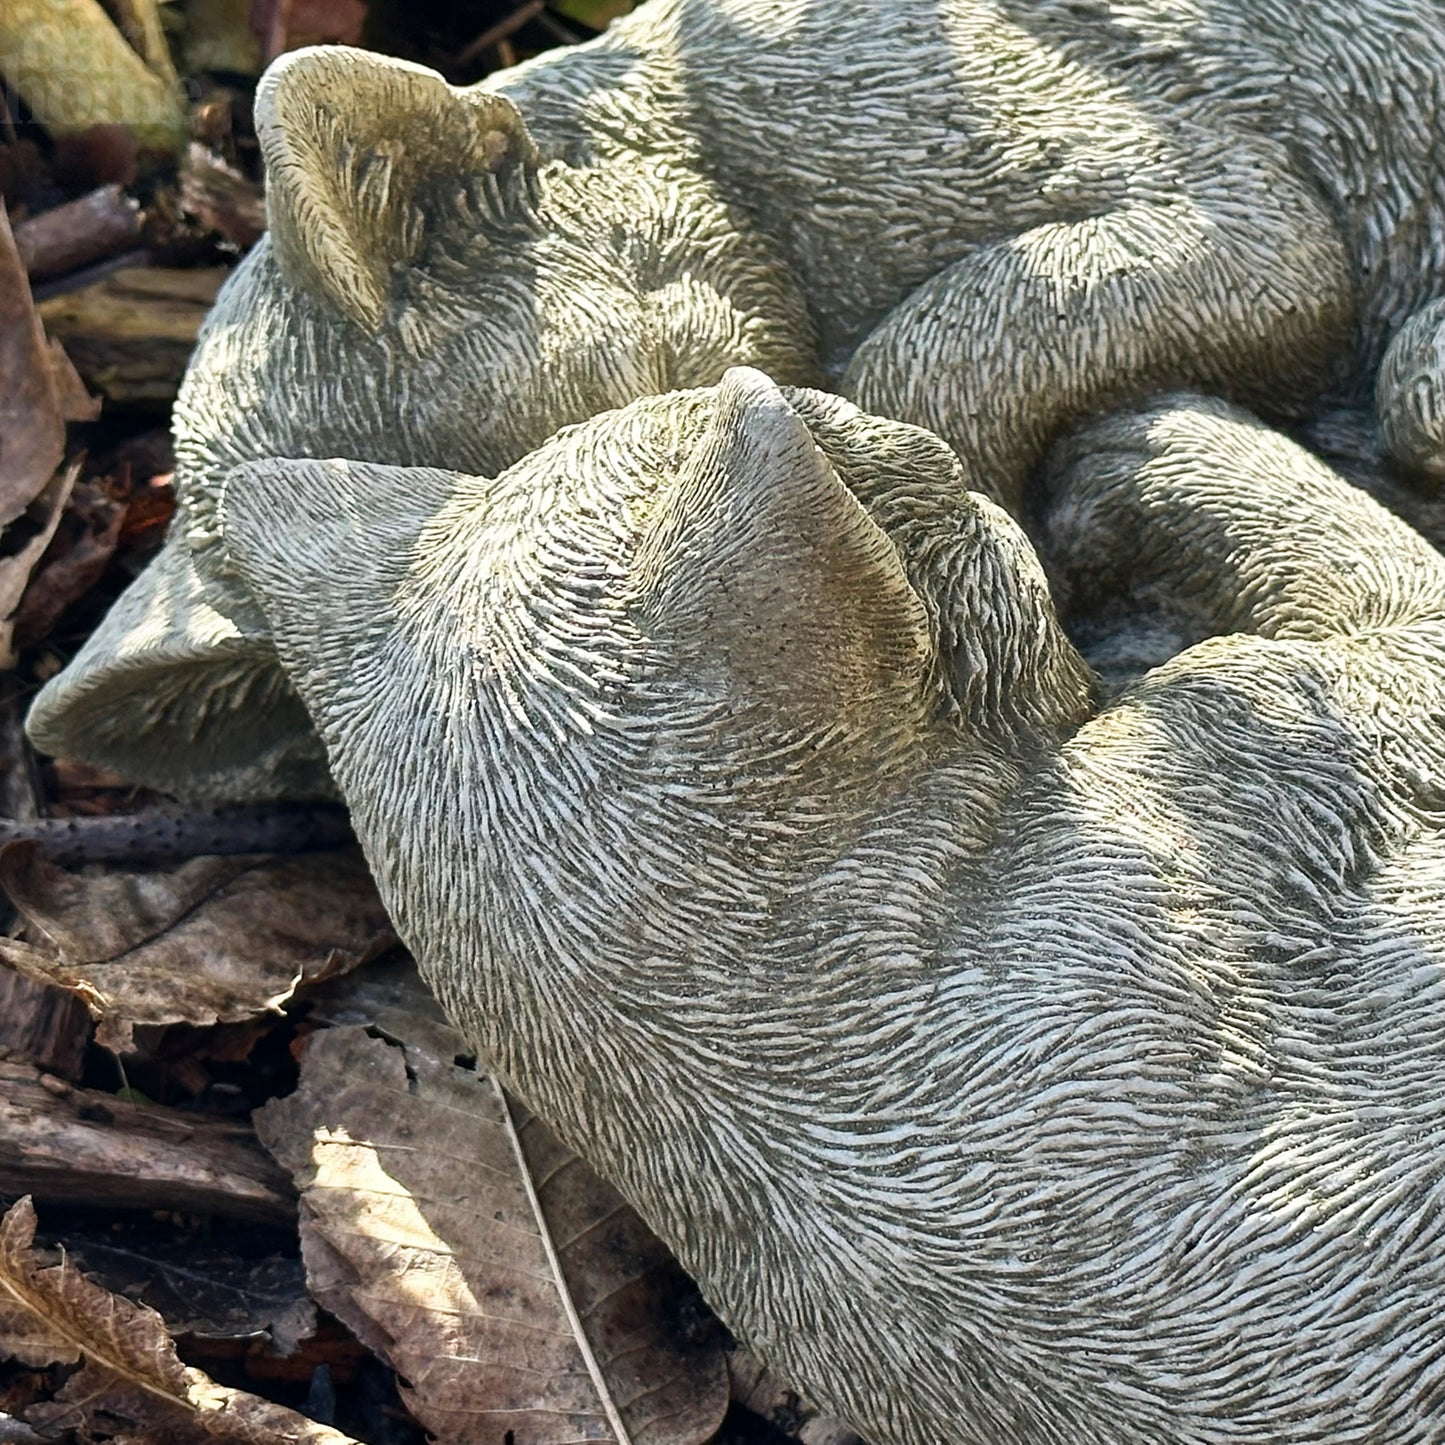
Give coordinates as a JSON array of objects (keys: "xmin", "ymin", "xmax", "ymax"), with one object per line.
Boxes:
[
  {"xmin": 28, "ymin": 0, "xmax": 1445, "ymax": 797},
  {"xmin": 218, "ymin": 372, "xmax": 1445, "ymax": 1444}
]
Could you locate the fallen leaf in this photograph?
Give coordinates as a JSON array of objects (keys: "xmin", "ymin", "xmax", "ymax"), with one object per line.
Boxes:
[
  {"xmin": 0, "ymin": 845, "xmax": 394, "ymax": 1052},
  {"xmin": 0, "ymin": 463, "xmax": 79, "ymax": 669},
  {"xmin": 64, "ymin": 1237, "xmax": 314, "ymax": 1354},
  {"xmin": 117, "ymin": 469, "xmax": 177, "ymax": 546},
  {"xmin": 184, "ymin": 1313, "xmax": 371, "ymax": 1392},
  {"xmin": 12, "ymin": 477, "xmax": 127, "ymax": 651},
  {"xmin": 0, "ymin": 1197, "xmax": 358, "ymax": 1443},
  {"xmin": 0, "ymin": 203, "xmax": 95, "ymax": 529},
  {"xmin": 303, "ymin": 949, "xmax": 478, "ymax": 1068},
  {"xmin": 256, "ymin": 1025, "xmax": 729, "ymax": 1445}
]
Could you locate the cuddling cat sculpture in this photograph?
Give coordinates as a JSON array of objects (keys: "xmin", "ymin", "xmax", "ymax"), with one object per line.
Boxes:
[
  {"xmin": 27, "ymin": 0, "xmax": 1445, "ymax": 797},
  {"xmin": 217, "ymin": 370, "xmax": 1445, "ymax": 1444}
]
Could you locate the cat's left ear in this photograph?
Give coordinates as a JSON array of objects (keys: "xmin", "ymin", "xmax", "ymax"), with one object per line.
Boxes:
[{"xmin": 256, "ymin": 46, "xmax": 542, "ymax": 330}]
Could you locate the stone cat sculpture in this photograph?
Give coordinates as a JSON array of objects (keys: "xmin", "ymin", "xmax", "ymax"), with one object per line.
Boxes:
[
  {"xmin": 27, "ymin": 0, "xmax": 1445, "ymax": 797},
  {"xmin": 217, "ymin": 369, "xmax": 1445, "ymax": 1444}
]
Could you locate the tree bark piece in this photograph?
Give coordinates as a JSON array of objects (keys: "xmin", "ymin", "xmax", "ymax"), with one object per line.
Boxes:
[
  {"xmin": 37, "ymin": 267, "xmax": 227, "ymax": 409},
  {"xmin": 13, "ymin": 186, "xmax": 144, "ymax": 284},
  {"xmin": 180, "ymin": 144, "xmax": 266, "ymax": 251},
  {"xmin": 0, "ymin": 972, "xmax": 89, "ymax": 1079},
  {"xmin": 0, "ymin": 1061, "xmax": 295, "ymax": 1224}
]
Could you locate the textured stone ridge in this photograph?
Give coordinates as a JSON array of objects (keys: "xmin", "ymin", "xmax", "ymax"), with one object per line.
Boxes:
[
  {"xmin": 28, "ymin": 0, "xmax": 1445, "ymax": 797},
  {"xmin": 219, "ymin": 372, "xmax": 1445, "ymax": 1445}
]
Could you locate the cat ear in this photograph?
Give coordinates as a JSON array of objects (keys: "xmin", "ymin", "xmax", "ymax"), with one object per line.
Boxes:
[
  {"xmin": 635, "ymin": 368, "xmax": 937, "ymax": 718},
  {"xmin": 255, "ymin": 45, "xmax": 542, "ymax": 331},
  {"xmin": 24, "ymin": 540, "xmax": 331, "ymax": 802}
]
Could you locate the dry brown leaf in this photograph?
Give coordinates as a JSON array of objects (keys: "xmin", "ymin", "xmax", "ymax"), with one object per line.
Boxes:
[
  {"xmin": 0, "ymin": 204, "xmax": 96, "ymax": 526},
  {"xmin": 64, "ymin": 1237, "xmax": 314, "ymax": 1355},
  {"xmin": 0, "ymin": 463, "xmax": 79, "ymax": 670},
  {"xmin": 13, "ymin": 477, "xmax": 127, "ymax": 651},
  {"xmin": 0, "ymin": 1291, "xmax": 80, "ymax": 1369},
  {"xmin": 0, "ymin": 199, "xmax": 100, "ymax": 666},
  {"xmin": 0, "ymin": 845, "xmax": 394, "ymax": 1051},
  {"xmin": 303, "ymin": 949, "xmax": 479, "ymax": 1066},
  {"xmin": 256, "ymin": 1025, "xmax": 729, "ymax": 1445},
  {"xmin": 0, "ymin": 1197, "xmax": 359, "ymax": 1443}
]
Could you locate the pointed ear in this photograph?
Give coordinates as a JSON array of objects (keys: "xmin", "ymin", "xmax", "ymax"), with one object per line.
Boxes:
[
  {"xmin": 24, "ymin": 541, "xmax": 332, "ymax": 802},
  {"xmin": 255, "ymin": 46, "xmax": 542, "ymax": 331},
  {"xmin": 634, "ymin": 369, "xmax": 937, "ymax": 718}
]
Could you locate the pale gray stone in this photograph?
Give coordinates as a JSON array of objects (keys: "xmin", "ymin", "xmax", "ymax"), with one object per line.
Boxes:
[
  {"xmin": 26, "ymin": 0, "xmax": 1445, "ymax": 797},
  {"xmin": 1378, "ymin": 298, "xmax": 1445, "ymax": 483},
  {"xmin": 218, "ymin": 370, "xmax": 1445, "ymax": 1444}
]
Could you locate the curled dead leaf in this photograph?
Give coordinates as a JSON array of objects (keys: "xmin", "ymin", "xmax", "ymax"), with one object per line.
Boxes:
[
  {"xmin": 0, "ymin": 1197, "xmax": 358, "ymax": 1442},
  {"xmin": 0, "ymin": 463, "xmax": 80, "ymax": 670},
  {"xmin": 0, "ymin": 205, "xmax": 96, "ymax": 527},
  {"xmin": 256, "ymin": 1024, "xmax": 729, "ymax": 1445},
  {"xmin": 0, "ymin": 844, "xmax": 395, "ymax": 1051},
  {"xmin": 12, "ymin": 477, "xmax": 127, "ymax": 652},
  {"xmin": 64, "ymin": 1236, "xmax": 314, "ymax": 1356}
]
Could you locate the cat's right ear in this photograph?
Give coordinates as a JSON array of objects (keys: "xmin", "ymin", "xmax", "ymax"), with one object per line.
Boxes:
[
  {"xmin": 256, "ymin": 46, "xmax": 542, "ymax": 331},
  {"xmin": 634, "ymin": 368, "xmax": 939, "ymax": 725}
]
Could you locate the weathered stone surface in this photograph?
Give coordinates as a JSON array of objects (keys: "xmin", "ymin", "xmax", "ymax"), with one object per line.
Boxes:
[
  {"xmin": 217, "ymin": 371, "xmax": 1445, "ymax": 1444},
  {"xmin": 28, "ymin": 0, "xmax": 1445, "ymax": 796}
]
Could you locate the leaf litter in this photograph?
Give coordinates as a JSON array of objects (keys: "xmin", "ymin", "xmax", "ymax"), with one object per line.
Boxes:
[
  {"xmin": 256, "ymin": 1024, "xmax": 730, "ymax": 1445},
  {"xmin": 0, "ymin": 843, "xmax": 395, "ymax": 1051},
  {"xmin": 0, "ymin": 1196, "xmax": 360, "ymax": 1443}
]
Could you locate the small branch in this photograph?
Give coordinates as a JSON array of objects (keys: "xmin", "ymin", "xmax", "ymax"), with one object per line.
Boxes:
[
  {"xmin": 458, "ymin": 0, "xmax": 546, "ymax": 64},
  {"xmin": 13, "ymin": 186, "xmax": 144, "ymax": 285},
  {"xmin": 535, "ymin": 9, "xmax": 584, "ymax": 45},
  {"xmin": 0, "ymin": 805, "xmax": 355, "ymax": 866}
]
